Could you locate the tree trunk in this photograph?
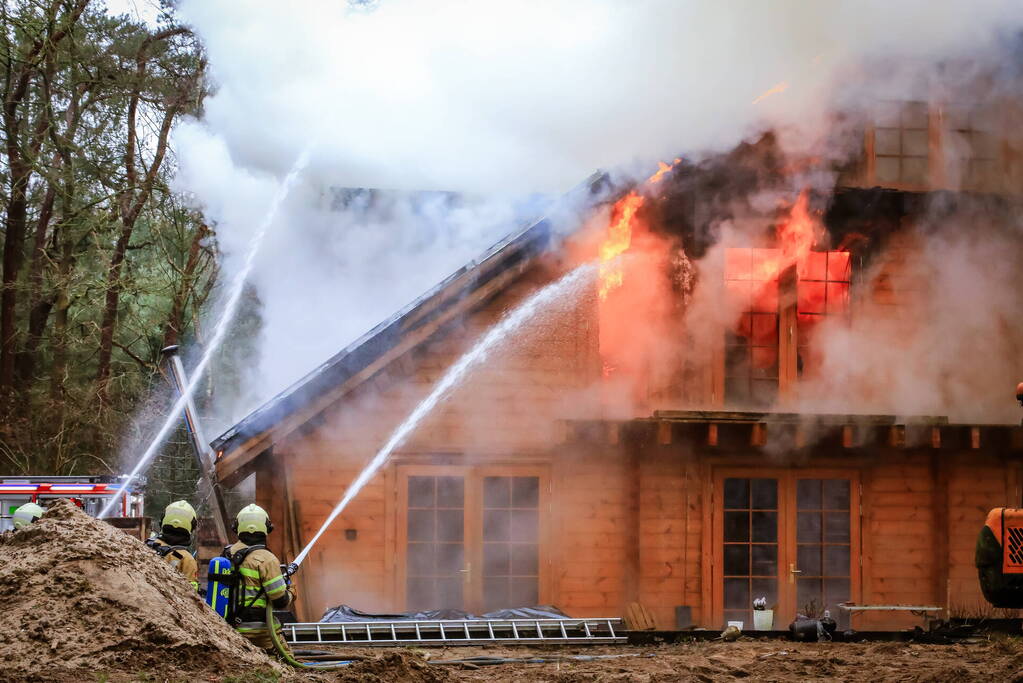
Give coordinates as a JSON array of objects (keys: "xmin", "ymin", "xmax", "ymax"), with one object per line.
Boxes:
[
  {"xmin": 0, "ymin": 0, "xmax": 89, "ymax": 406},
  {"xmin": 17, "ymin": 186, "xmax": 58, "ymax": 384},
  {"xmin": 49, "ymin": 239, "xmax": 73, "ymax": 404},
  {"xmin": 19, "ymin": 81, "xmax": 86, "ymax": 386},
  {"xmin": 163, "ymin": 222, "xmax": 209, "ymax": 348},
  {"xmin": 95, "ymin": 26, "xmax": 191, "ymax": 403}
]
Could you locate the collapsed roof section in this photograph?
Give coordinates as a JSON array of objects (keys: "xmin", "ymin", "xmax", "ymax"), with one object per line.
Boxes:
[{"xmin": 211, "ymin": 171, "xmax": 611, "ymax": 483}]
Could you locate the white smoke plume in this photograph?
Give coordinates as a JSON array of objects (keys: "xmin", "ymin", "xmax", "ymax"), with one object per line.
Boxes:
[{"xmin": 171, "ymin": 0, "xmax": 1023, "ymax": 424}]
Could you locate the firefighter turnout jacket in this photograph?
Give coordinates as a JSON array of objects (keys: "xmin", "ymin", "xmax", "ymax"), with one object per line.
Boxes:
[
  {"xmin": 150, "ymin": 537, "xmax": 199, "ymax": 590},
  {"xmin": 228, "ymin": 540, "xmax": 292, "ymax": 651},
  {"xmin": 229, "ymin": 541, "xmax": 290, "ymax": 612}
]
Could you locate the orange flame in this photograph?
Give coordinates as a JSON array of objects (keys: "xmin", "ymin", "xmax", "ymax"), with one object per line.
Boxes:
[
  {"xmin": 752, "ymin": 80, "xmax": 789, "ymax": 105},
  {"xmin": 647, "ymin": 157, "xmax": 682, "ymax": 185},
  {"xmin": 750, "ymin": 190, "xmax": 819, "ymax": 281},
  {"xmin": 598, "ymin": 191, "xmax": 644, "ymax": 301},
  {"xmin": 596, "ymin": 159, "xmax": 682, "ymax": 301}
]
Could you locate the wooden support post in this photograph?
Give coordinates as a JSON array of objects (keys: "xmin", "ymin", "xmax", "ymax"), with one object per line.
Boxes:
[
  {"xmin": 658, "ymin": 421, "xmax": 672, "ymax": 446},
  {"xmin": 931, "ymin": 426, "xmax": 941, "ymax": 449},
  {"xmin": 931, "ymin": 454, "xmax": 950, "ymax": 616},
  {"xmin": 748, "ymin": 423, "xmax": 764, "ymax": 447},
  {"xmin": 842, "ymin": 425, "xmax": 854, "ymax": 449},
  {"xmin": 707, "ymin": 424, "xmax": 718, "ymax": 447},
  {"xmin": 970, "ymin": 427, "xmax": 981, "ymax": 450},
  {"xmin": 624, "ymin": 437, "xmax": 641, "ymax": 606},
  {"xmin": 281, "ymin": 456, "xmax": 306, "ymax": 620}
]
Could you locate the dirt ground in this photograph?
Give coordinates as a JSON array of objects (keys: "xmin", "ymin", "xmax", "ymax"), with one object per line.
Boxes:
[
  {"xmin": 278, "ymin": 637, "xmax": 1023, "ymax": 683},
  {"xmin": 0, "ymin": 499, "xmax": 282, "ymax": 682},
  {"xmin": 4, "ymin": 501, "xmax": 1022, "ymax": 682}
]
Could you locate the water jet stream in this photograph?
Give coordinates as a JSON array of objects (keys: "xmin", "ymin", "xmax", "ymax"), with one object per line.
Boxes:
[
  {"xmin": 100, "ymin": 150, "xmax": 312, "ymax": 519},
  {"xmin": 292, "ymin": 262, "xmax": 596, "ymax": 566}
]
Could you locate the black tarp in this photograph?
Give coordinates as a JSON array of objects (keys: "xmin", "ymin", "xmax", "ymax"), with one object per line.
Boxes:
[{"xmin": 319, "ymin": 604, "xmax": 569, "ymax": 622}]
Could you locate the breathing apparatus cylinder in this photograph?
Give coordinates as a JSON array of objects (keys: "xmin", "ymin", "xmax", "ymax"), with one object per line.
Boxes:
[{"xmin": 206, "ymin": 556, "xmax": 232, "ymax": 619}]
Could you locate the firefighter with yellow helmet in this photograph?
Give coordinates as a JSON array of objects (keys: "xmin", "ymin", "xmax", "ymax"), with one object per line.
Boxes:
[
  {"xmin": 225, "ymin": 504, "xmax": 293, "ymax": 651},
  {"xmin": 146, "ymin": 500, "xmax": 199, "ymax": 590},
  {"xmin": 12, "ymin": 502, "xmax": 44, "ymax": 529}
]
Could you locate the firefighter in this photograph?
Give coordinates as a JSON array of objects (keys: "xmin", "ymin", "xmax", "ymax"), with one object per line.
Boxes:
[
  {"xmin": 226, "ymin": 504, "xmax": 293, "ymax": 652},
  {"xmin": 12, "ymin": 502, "xmax": 44, "ymax": 529},
  {"xmin": 146, "ymin": 500, "xmax": 199, "ymax": 590}
]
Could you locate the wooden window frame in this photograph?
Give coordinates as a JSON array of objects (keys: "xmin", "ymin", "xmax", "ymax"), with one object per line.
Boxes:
[{"xmin": 395, "ymin": 463, "xmax": 551, "ymax": 613}]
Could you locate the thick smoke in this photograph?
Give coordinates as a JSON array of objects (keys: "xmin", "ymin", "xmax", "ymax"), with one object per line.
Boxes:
[
  {"xmin": 792, "ymin": 211, "xmax": 1023, "ymax": 424},
  {"xmin": 172, "ymin": 0, "xmax": 1023, "ymax": 424}
]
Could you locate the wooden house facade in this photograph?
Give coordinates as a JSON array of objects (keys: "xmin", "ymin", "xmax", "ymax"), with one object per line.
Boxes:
[{"xmin": 212, "ymin": 98, "xmax": 1023, "ymax": 630}]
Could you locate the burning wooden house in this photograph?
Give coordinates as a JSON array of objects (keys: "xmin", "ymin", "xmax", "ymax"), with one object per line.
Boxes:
[{"xmin": 212, "ymin": 97, "xmax": 1023, "ymax": 630}]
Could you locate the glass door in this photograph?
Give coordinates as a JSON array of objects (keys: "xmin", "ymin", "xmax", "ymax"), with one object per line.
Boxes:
[
  {"xmin": 481, "ymin": 475, "xmax": 541, "ymax": 611},
  {"xmin": 722, "ymin": 477, "xmax": 780, "ymax": 627},
  {"xmin": 398, "ymin": 465, "xmax": 548, "ymax": 613},
  {"xmin": 404, "ymin": 473, "xmax": 467, "ymax": 611},
  {"xmin": 714, "ymin": 469, "xmax": 859, "ymax": 628},
  {"xmin": 793, "ymin": 477, "xmax": 853, "ymax": 628}
]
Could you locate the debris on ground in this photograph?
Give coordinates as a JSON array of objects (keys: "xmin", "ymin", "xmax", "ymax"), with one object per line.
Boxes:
[
  {"xmin": 404, "ymin": 639, "xmax": 1023, "ymax": 682},
  {"xmin": 0, "ymin": 499, "xmax": 281, "ymax": 682},
  {"xmin": 323, "ymin": 651, "xmax": 452, "ymax": 682}
]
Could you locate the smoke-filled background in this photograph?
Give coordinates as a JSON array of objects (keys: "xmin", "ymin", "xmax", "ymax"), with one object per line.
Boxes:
[{"xmin": 171, "ymin": 0, "xmax": 1023, "ymax": 428}]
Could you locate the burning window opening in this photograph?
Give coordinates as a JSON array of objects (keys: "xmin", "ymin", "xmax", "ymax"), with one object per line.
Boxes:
[
  {"xmin": 796, "ymin": 251, "xmax": 851, "ymax": 378},
  {"xmin": 725, "ymin": 248, "xmax": 782, "ymax": 408}
]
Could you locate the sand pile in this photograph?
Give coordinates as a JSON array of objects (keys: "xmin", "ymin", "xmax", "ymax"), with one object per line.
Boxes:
[{"xmin": 0, "ymin": 499, "xmax": 283, "ymax": 681}]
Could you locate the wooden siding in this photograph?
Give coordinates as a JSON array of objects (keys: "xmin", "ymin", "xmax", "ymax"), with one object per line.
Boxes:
[{"xmin": 244, "ymin": 257, "xmax": 1023, "ymax": 629}]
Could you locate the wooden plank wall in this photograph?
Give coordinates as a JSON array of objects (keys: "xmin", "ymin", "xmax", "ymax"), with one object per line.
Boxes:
[
  {"xmin": 552, "ymin": 443, "xmax": 629, "ymax": 617},
  {"xmin": 245, "ymin": 255, "xmax": 1022, "ymax": 629},
  {"xmin": 256, "ymin": 264, "xmax": 599, "ymax": 621},
  {"xmin": 636, "ymin": 445, "xmax": 702, "ymax": 628},
  {"xmin": 855, "ymin": 452, "xmax": 1017, "ymax": 629},
  {"xmin": 947, "ymin": 455, "xmax": 1021, "ymax": 615}
]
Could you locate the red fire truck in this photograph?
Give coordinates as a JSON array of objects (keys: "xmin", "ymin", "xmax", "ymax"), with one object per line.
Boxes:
[{"xmin": 0, "ymin": 475, "xmax": 145, "ymax": 533}]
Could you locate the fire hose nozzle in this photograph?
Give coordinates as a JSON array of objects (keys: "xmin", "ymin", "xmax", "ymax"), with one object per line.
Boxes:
[{"xmin": 284, "ymin": 562, "xmax": 299, "ymax": 578}]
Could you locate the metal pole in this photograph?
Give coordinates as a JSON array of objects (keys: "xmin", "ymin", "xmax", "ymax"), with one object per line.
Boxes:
[{"xmin": 161, "ymin": 345, "xmax": 230, "ymax": 545}]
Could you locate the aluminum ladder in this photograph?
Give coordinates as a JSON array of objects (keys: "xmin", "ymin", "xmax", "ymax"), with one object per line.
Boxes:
[{"xmin": 283, "ymin": 617, "xmax": 626, "ymax": 647}]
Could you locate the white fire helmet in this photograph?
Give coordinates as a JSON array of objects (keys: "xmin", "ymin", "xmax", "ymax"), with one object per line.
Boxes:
[
  {"xmin": 161, "ymin": 500, "xmax": 197, "ymax": 532},
  {"xmin": 236, "ymin": 504, "xmax": 272, "ymax": 535},
  {"xmin": 13, "ymin": 502, "xmax": 44, "ymax": 529}
]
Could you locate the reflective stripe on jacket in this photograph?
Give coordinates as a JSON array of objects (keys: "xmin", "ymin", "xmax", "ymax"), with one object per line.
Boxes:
[{"xmin": 229, "ymin": 541, "xmax": 289, "ymax": 611}]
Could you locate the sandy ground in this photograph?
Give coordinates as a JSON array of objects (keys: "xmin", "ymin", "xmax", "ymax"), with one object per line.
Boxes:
[
  {"xmin": 0, "ymin": 499, "xmax": 282, "ymax": 682},
  {"xmin": 279, "ymin": 637, "xmax": 1023, "ymax": 682}
]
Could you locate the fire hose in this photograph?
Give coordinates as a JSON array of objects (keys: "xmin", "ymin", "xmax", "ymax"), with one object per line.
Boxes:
[{"xmin": 264, "ymin": 564, "xmax": 354, "ymax": 669}]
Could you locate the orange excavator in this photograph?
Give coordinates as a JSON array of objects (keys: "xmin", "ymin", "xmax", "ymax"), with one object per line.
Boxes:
[{"xmin": 974, "ymin": 383, "xmax": 1023, "ymax": 607}]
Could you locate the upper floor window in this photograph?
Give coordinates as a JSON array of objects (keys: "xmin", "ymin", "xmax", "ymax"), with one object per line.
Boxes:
[
  {"xmin": 796, "ymin": 251, "xmax": 851, "ymax": 378},
  {"xmin": 723, "ymin": 248, "xmax": 853, "ymax": 405},
  {"xmin": 874, "ymin": 101, "xmax": 929, "ymax": 186},
  {"xmin": 724, "ymin": 248, "xmax": 780, "ymax": 408},
  {"xmin": 943, "ymin": 104, "xmax": 998, "ymax": 190}
]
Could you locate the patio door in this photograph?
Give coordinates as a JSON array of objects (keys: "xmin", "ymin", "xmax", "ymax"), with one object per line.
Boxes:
[
  {"xmin": 397, "ymin": 465, "xmax": 548, "ymax": 613},
  {"xmin": 713, "ymin": 469, "xmax": 860, "ymax": 629}
]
